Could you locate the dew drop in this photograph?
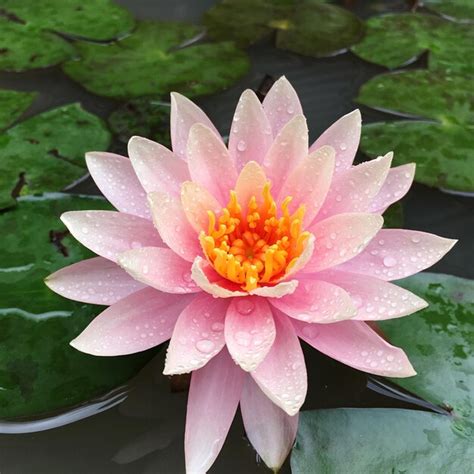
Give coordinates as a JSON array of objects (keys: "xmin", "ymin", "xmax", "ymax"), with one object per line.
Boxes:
[
  {"xmin": 236, "ymin": 299, "xmax": 254, "ymax": 315},
  {"xmin": 301, "ymin": 325, "xmax": 318, "ymax": 339},
  {"xmin": 237, "ymin": 140, "xmax": 247, "ymax": 152},
  {"xmin": 211, "ymin": 322, "xmax": 224, "ymax": 332},
  {"xmin": 196, "ymin": 339, "xmax": 215, "ymax": 354},
  {"xmin": 383, "ymin": 256, "xmax": 397, "ymax": 267}
]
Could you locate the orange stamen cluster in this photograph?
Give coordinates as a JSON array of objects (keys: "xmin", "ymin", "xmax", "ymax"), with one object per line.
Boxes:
[{"xmin": 200, "ymin": 182, "xmax": 310, "ymax": 292}]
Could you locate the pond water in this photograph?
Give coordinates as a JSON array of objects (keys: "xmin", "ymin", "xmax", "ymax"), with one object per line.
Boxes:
[{"xmin": 0, "ymin": 0, "xmax": 472, "ymax": 472}]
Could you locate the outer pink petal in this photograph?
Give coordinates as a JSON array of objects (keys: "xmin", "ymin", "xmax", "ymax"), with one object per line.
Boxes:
[
  {"xmin": 309, "ymin": 109, "xmax": 361, "ymax": 173},
  {"xmin": 181, "ymin": 181, "xmax": 222, "ymax": 233},
  {"xmin": 45, "ymin": 256, "xmax": 144, "ymax": 305},
  {"xmin": 164, "ymin": 293, "xmax": 229, "ymax": 375},
  {"xmin": 235, "ymin": 161, "xmax": 268, "ymax": 208},
  {"xmin": 262, "ymin": 115, "xmax": 308, "ymax": 193},
  {"xmin": 369, "ymin": 163, "xmax": 415, "ymax": 213},
  {"xmin": 337, "ymin": 229, "xmax": 457, "ymax": 281},
  {"xmin": 185, "ymin": 349, "xmax": 244, "ymax": 473},
  {"xmin": 294, "ymin": 319, "xmax": 416, "ymax": 377},
  {"xmin": 85, "ymin": 152, "xmax": 149, "ymax": 219},
  {"xmin": 318, "ymin": 270, "xmax": 428, "ymax": 320},
  {"xmin": 170, "ymin": 92, "xmax": 221, "ymax": 160},
  {"xmin": 128, "ymin": 136, "xmax": 190, "ymax": 196},
  {"xmin": 262, "ymin": 76, "xmax": 303, "ymax": 137},
  {"xmin": 270, "ymin": 278, "xmax": 356, "ymax": 323},
  {"xmin": 278, "ymin": 146, "xmax": 335, "ymax": 225},
  {"xmin": 225, "ymin": 297, "xmax": 276, "ymax": 371},
  {"xmin": 251, "ymin": 311, "xmax": 307, "ymax": 416},
  {"xmin": 240, "ymin": 377, "xmax": 298, "ymax": 471},
  {"xmin": 118, "ymin": 247, "xmax": 200, "ymax": 294},
  {"xmin": 61, "ymin": 211, "xmax": 163, "ymax": 262},
  {"xmin": 147, "ymin": 192, "xmax": 200, "ymax": 262},
  {"xmin": 187, "ymin": 123, "xmax": 237, "ymax": 203},
  {"xmin": 70, "ymin": 288, "xmax": 194, "ymax": 356},
  {"xmin": 305, "ymin": 213, "xmax": 383, "ymax": 272},
  {"xmin": 318, "ymin": 152, "xmax": 393, "ymax": 220},
  {"xmin": 228, "ymin": 89, "xmax": 273, "ymax": 170}
]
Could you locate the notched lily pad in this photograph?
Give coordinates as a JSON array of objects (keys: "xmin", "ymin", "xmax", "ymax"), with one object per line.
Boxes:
[
  {"xmin": 0, "ymin": 103, "xmax": 111, "ymax": 210},
  {"xmin": 63, "ymin": 21, "xmax": 250, "ymax": 99},
  {"xmin": 351, "ymin": 13, "xmax": 474, "ymax": 76},
  {"xmin": 0, "ymin": 194, "xmax": 156, "ymax": 419},
  {"xmin": 358, "ymin": 70, "xmax": 474, "ymax": 193},
  {"xmin": 0, "ymin": 89, "xmax": 37, "ymax": 131},
  {"xmin": 204, "ymin": 0, "xmax": 364, "ymax": 58},
  {"xmin": 422, "ymin": 0, "xmax": 474, "ymax": 23}
]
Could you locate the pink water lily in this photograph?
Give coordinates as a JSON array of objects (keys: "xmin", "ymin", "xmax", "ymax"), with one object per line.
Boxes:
[{"xmin": 46, "ymin": 76, "xmax": 455, "ymax": 473}]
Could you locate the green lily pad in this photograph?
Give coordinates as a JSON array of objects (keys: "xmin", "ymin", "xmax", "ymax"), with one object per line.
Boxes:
[
  {"xmin": 204, "ymin": 0, "xmax": 364, "ymax": 58},
  {"xmin": 0, "ymin": 103, "xmax": 111, "ymax": 210},
  {"xmin": 382, "ymin": 202, "xmax": 404, "ymax": 229},
  {"xmin": 63, "ymin": 21, "xmax": 250, "ymax": 99},
  {"xmin": 358, "ymin": 70, "xmax": 474, "ymax": 193},
  {"xmin": 108, "ymin": 98, "xmax": 171, "ymax": 147},
  {"xmin": 0, "ymin": 89, "xmax": 37, "ymax": 131},
  {"xmin": 422, "ymin": 0, "xmax": 474, "ymax": 23},
  {"xmin": 292, "ymin": 273, "xmax": 474, "ymax": 473},
  {"xmin": 0, "ymin": 194, "xmax": 156, "ymax": 419},
  {"xmin": 351, "ymin": 13, "xmax": 474, "ymax": 76}
]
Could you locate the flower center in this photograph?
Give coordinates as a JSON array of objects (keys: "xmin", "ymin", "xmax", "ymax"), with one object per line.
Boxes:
[{"xmin": 200, "ymin": 182, "xmax": 310, "ymax": 292}]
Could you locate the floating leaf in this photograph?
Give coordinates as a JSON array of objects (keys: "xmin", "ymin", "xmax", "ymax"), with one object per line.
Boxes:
[
  {"xmin": 0, "ymin": 89, "xmax": 37, "ymax": 131},
  {"xmin": 351, "ymin": 13, "xmax": 474, "ymax": 76},
  {"xmin": 204, "ymin": 0, "xmax": 364, "ymax": 57},
  {"xmin": 358, "ymin": 70, "xmax": 474, "ymax": 193},
  {"xmin": 0, "ymin": 194, "xmax": 156, "ymax": 419},
  {"xmin": 422, "ymin": 0, "xmax": 474, "ymax": 23},
  {"xmin": 108, "ymin": 98, "xmax": 171, "ymax": 147},
  {"xmin": 63, "ymin": 21, "xmax": 250, "ymax": 99},
  {"xmin": 0, "ymin": 103, "xmax": 111, "ymax": 210}
]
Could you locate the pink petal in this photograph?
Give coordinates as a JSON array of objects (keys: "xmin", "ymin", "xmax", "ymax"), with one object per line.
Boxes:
[
  {"xmin": 181, "ymin": 181, "xmax": 222, "ymax": 233},
  {"xmin": 305, "ymin": 213, "xmax": 383, "ymax": 272},
  {"xmin": 262, "ymin": 76, "xmax": 303, "ymax": 137},
  {"xmin": 170, "ymin": 92, "xmax": 221, "ymax": 160},
  {"xmin": 185, "ymin": 349, "xmax": 244, "ymax": 473},
  {"xmin": 187, "ymin": 123, "xmax": 237, "ymax": 203},
  {"xmin": 164, "ymin": 293, "xmax": 229, "ymax": 374},
  {"xmin": 225, "ymin": 297, "xmax": 276, "ymax": 371},
  {"xmin": 45, "ymin": 256, "xmax": 145, "ymax": 305},
  {"xmin": 85, "ymin": 152, "xmax": 149, "ymax": 219},
  {"xmin": 278, "ymin": 146, "xmax": 335, "ymax": 226},
  {"xmin": 235, "ymin": 161, "xmax": 268, "ymax": 208},
  {"xmin": 147, "ymin": 192, "xmax": 201, "ymax": 262},
  {"xmin": 281, "ymin": 233, "xmax": 315, "ymax": 281},
  {"xmin": 294, "ymin": 319, "xmax": 416, "ymax": 377},
  {"xmin": 251, "ymin": 281, "xmax": 299, "ymax": 298},
  {"xmin": 309, "ymin": 109, "xmax": 361, "ymax": 173},
  {"xmin": 318, "ymin": 152, "xmax": 393, "ymax": 219},
  {"xmin": 338, "ymin": 229, "xmax": 457, "ymax": 281},
  {"xmin": 118, "ymin": 247, "xmax": 200, "ymax": 294},
  {"xmin": 128, "ymin": 136, "xmax": 190, "ymax": 196},
  {"xmin": 61, "ymin": 211, "xmax": 163, "ymax": 263},
  {"xmin": 70, "ymin": 288, "xmax": 194, "ymax": 356},
  {"xmin": 240, "ymin": 377, "xmax": 298, "ymax": 471},
  {"xmin": 318, "ymin": 270, "xmax": 428, "ymax": 320},
  {"xmin": 369, "ymin": 163, "xmax": 415, "ymax": 213},
  {"xmin": 228, "ymin": 89, "xmax": 273, "ymax": 170},
  {"xmin": 270, "ymin": 278, "xmax": 356, "ymax": 323},
  {"xmin": 262, "ymin": 115, "xmax": 308, "ymax": 193},
  {"xmin": 251, "ymin": 310, "xmax": 307, "ymax": 416}
]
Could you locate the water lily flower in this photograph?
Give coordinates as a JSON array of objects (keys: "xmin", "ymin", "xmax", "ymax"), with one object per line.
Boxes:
[{"xmin": 46, "ymin": 77, "xmax": 455, "ymax": 473}]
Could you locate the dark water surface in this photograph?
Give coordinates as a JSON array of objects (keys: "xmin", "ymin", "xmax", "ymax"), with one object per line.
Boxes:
[{"xmin": 0, "ymin": 1, "xmax": 472, "ymax": 472}]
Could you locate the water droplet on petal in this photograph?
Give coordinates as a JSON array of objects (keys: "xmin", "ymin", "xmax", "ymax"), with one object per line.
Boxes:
[
  {"xmin": 196, "ymin": 339, "xmax": 215, "ymax": 354},
  {"xmin": 211, "ymin": 322, "xmax": 224, "ymax": 332},
  {"xmin": 237, "ymin": 140, "xmax": 247, "ymax": 152},
  {"xmin": 236, "ymin": 299, "xmax": 254, "ymax": 315},
  {"xmin": 383, "ymin": 256, "xmax": 397, "ymax": 267}
]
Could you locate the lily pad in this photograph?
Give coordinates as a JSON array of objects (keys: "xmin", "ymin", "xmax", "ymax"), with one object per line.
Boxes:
[
  {"xmin": 351, "ymin": 13, "xmax": 474, "ymax": 76},
  {"xmin": 358, "ymin": 70, "xmax": 474, "ymax": 193},
  {"xmin": 422, "ymin": 0, "xmax": 474, "ymax": 23},
  {"xmin": 0, "ymin": 194, "xmax": 156, "ymax": 419},
  {"xmin": 204, "ymin": 0, "xmax": 364, "ymax": 58},
  {"xmin": 0, "ymin": 103, "xmax": 111, "ymax": 210},
  {"xmin": 63, "ymin": 21, "xmax": 250, "ymax": 99},
  {"xmin": 108, "ymin": 98, "xmax": 171, "ymax": 147},
  {"xmin": 0, "ymin": 89, "xmax": 37, "ymax": 131}
]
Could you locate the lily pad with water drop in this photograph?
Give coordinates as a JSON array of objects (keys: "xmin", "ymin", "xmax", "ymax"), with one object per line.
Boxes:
[
  {"xmin": 422, "ymin": 0, "xmax": 474, "ymax": 23},
  {"xmin": 0, "ymin": 194, "xmax": 156, "ymax": 419},
  {"xmin": 357, "ymin": 70, "xmax": 474, "ymax": 193},
  {"xmin": 351, "ymin": 13, "xmax": 474, "ymax": 76},
  {"xmin": 0, "ymin": 103, "xmax": 111, "ymax": 210},
  {"xmin": 0, "ymin": 89, "xmax": 37, "ymax": 131},
  {"xmin": 204, "ymin": 0, "xmax": 364, "ymax": 58},
  {"xmin": 63, "ymin": 21, "xmax": 250, "ymax": 99},
  {"xmin": 291, "ymin": 273, "xmax": 474, "ymax": 473}
]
